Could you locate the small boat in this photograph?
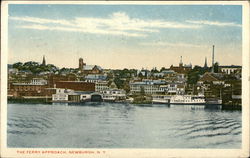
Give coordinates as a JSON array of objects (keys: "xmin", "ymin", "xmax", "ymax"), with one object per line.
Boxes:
[{"xmin": 205, "ymin": 98, "xmax": 222, "ymax": 105}]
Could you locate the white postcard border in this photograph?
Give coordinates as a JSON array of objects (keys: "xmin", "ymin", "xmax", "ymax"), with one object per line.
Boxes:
[{"xmin": 1, "ymin": 1, "xmax": 249, "ymax": 158}]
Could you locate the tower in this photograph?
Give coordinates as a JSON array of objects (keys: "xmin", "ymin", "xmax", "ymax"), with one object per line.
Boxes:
[
  {"xmin": 79, "ymin": 58, "xmax": 86, "ymax": 71},
  {"xmin": 42, "ymin": 55, "xmax": 46, "ymax": 65},
  {"xmin": 179, "ymin": 56, "xmax": 183, "ymax": 67},
  {"xmin": 79, "ymin": 58, "xmax": 83, "ymax": 70},
  {"xmin": 212, "ymin": 45, "xmax": 215, "ymax": 73},
  {"xmin": 204, "ymin": 57, "xmax": 208, "ymax": 68}
]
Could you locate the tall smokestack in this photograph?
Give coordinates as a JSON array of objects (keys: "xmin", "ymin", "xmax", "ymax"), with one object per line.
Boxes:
[{"xmin": 212, "ymin": 45, "xmax": 215, "ymax": 73}]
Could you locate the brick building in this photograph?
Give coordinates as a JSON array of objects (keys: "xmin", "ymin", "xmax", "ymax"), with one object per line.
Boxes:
[
  {"xmin": 170, "ymin": 56, "xmax": 192, "ymax": 74},
  {"xmin": 55, "ymin": 81, "xmax": 95, "ymax": 92},
  {"xmin": 8, "ymin": 83, "xmax": 48, "ymax": 98},
  {"xmin": 47, "ymin": 74, "xmax": 77, "ymax": 88}
]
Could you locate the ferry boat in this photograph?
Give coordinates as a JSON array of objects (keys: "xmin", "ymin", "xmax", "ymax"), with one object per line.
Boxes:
[
  {"xmin": 152, "ymin": 94, "xmax": 205, "ymax": 105},
  {"xmin": 152, "ymin": 95, "xmax": 171, "ymax": 104}
]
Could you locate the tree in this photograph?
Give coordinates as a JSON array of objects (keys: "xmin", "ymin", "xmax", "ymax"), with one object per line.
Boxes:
[
  {"xmin": 151, "ymin": 67, "xmax": 159, "ymax": 73},
  {"xmin": 114, "ymin": 77, "xmax": 124, "ymax": 89},
  {"xmin": 187, "ymin": 66, "xmax": 208, "ymax": 84},
  {"xmin": 214, "ymin": 62, "xmax": 219, "ymax": 73},
  {"xmin": 160, "ymin": 67, "xmax": 167, "ymax": 72},
  {"xmin": 12, "ymin": 61, "xmax": 59, "ymax": 74},
  {"xmin": 138, "ymin": 72, "xmax": 143, "ymax": 78},
  {"xmin": 12, "ymin": 62, "xmax": 23, "ymax": 69}
]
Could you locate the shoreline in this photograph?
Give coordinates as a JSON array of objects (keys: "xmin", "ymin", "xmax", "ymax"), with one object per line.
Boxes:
[{"xmin": 7, "ymin": 98, "xmax": 242, "ymax": 110}]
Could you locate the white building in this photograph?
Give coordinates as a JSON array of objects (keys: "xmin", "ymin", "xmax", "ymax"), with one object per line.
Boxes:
[
  {"xmin": 129, "ymin": 80, "xmax": 166, "ymax": 94},
  {"xmin": 30, "ymin": 78, "xmax": 47, "ymax": 85},
  {"xmin": 95, "ymin": 81, "xmax": 109, "ymax": 92},
  {"xmin": 85, "ymin": 74, "xmax": 107, "ymax": 83},
  {"xmin": 167, "ymin": 83, "xmax": 185, "ymax": 95},
  {"xmin": 101, "ymin": 89, "xmax": 126, "ymax": 101},
  {"xmin": 52, "ymin": 88, "xmax": 74, "ymax": 102},
  {"xmin": 52, "ymin": 88, "xmax": 93, "ymax": 102},
  {"xmin": 219, "ymin": 65, "xmax": 242, "ymax": 75}
]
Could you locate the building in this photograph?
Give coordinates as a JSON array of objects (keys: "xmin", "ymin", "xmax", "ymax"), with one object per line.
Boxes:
[
  {"xmin": 79, "ymin": 58, "xmax": 86, "ymax": 71},
  {"xmin": 8, "ymin": 77, "xmax": 49, "ymax": 98},
  {"xmin": 47, "ymin": 74, "xmax": 77, "ymax": 88},
  {"xmin": 129, "ymin": 79, "xmax": 166, "ymax": 95},
  {"xmin": 137, "ymin": 69, "xmax": 151, "ymax": 78},
  {"xmin": 167, "ymin": 83, "xmax": 185, "ymax": 95},
  {"xmin": 52, "ymin": 88, "xmax": 74, "ymax": 102},
  {"xmin": 170, "ymin": 56, "xmax": 192, "ymax": 74},
  {"xmin": 101, "ymin": 89, "xmax": 126, "ymax": 101},
  {"xmin": 198, "ymin": 72, "xmax": 224, "ymax": 85},
  {"xmin": 153, "ymin": 72, "xmax": 164, "ymax": 78},
  {"xmin": 95, "ymin": 81, "xmax": 109, "ymax": 92},
  {"xmin": 52, "ymin": 88, "xmax": 95, "ymax": 102},
  {"xmin": 8, "ymin": 82, "xmax": 48, "ymax": 98},
  {"xmin": 77, "ymin": 58, "xmax": 102, "ymax": 74},
  {"xmin": 83, "ymin": 65, "xmax": 103, "ymax": 74},
  {"xmin": 219, "ymin": 65, "xmax": 242, "ymax": 75},
  {"xmin": 55, "ymin": 81, "xmax": 95, "ymax": 92},
  {"xmin": 85, "ymin": 74, "xmax": 107, "ymax": 83},
  {"xmin": 30, "ymin": 78, "xmax": 47, "ymax": 85}
]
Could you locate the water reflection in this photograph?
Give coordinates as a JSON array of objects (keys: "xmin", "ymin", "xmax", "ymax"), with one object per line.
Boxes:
[{"xmin": 7, "ymin": 103, "xmax": 241, "ymax": 148}]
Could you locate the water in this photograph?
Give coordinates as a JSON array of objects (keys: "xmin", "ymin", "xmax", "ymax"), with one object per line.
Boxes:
[{"xmin": 7, "ymin": 103, "xmax": 241, "ymax": 148}]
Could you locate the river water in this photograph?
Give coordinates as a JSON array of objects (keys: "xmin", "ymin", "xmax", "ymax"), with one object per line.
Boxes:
[{"xmin": 7, "ymin": 103, "xmax": 241, "ymax": 148}]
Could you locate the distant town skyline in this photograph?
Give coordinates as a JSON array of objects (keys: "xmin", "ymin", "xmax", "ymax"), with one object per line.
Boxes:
[{"xmin": 8, "ymin": 4, "xmax": 242, "ymax": 69}]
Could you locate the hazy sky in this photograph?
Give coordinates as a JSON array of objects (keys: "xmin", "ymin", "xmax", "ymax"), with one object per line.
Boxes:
[{"xmin": 8, "ymin": 4, "xmax": 242, "ymax": 69}]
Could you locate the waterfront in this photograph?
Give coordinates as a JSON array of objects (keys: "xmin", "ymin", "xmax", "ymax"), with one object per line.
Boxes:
[{"xmin": 7, "ymin": 103, "xmax": 241, "ymax": 148}]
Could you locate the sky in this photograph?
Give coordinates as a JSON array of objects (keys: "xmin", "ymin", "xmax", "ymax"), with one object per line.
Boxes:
[{"xmin": 8, "ymin": 4, "xmax": 242, "ymax": 69}]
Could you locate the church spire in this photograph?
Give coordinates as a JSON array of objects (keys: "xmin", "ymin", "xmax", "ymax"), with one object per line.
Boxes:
[
  {"xmin": 204, "ymin": 57, "xmax": 208, "ymax": 68},
  {"xmin": 42, "ymin": 55, "xmax": 46, "ymax": 65}
]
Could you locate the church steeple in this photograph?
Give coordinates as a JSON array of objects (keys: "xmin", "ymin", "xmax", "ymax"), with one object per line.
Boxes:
[
  {"xmin": 42, "ymin": 55, "xmax": 46, "ymax": 65},
  {"xmin": 204, "ymin": 57, "xmax": 208, "ymax": 68}
]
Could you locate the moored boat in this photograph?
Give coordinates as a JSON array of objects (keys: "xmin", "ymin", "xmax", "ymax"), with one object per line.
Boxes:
[{"xmin": 152, "ymin": 94, "xmax": 205, "ymax": 105}]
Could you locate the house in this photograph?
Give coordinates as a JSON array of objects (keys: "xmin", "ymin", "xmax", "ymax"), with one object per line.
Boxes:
[{"xmin": 83, "ymin": 65, "xmax": 103, "ymax": 74}]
